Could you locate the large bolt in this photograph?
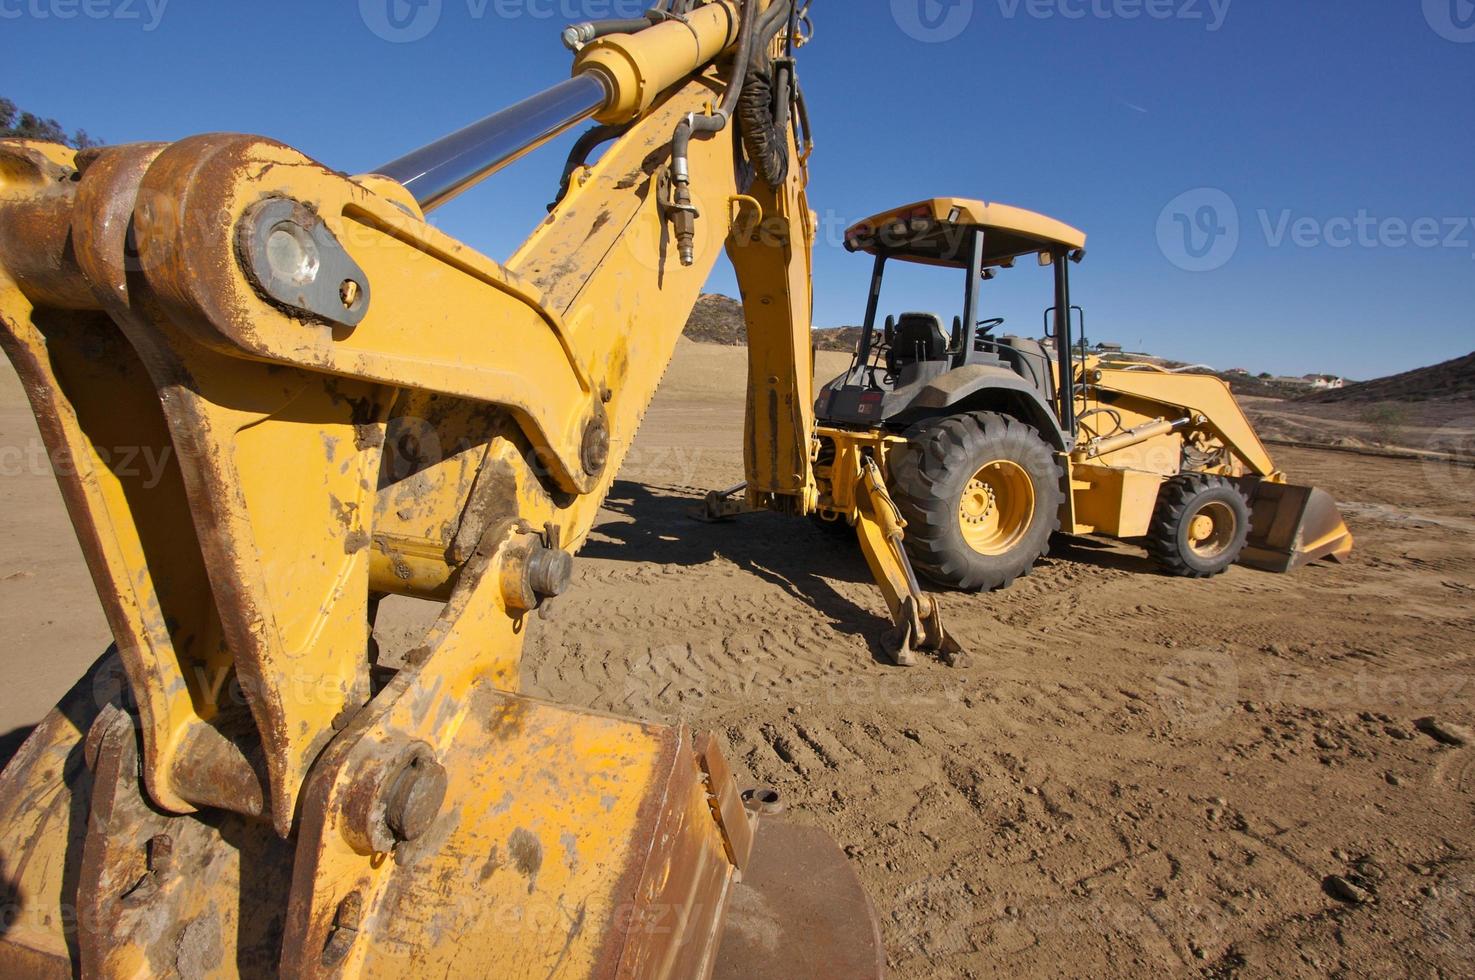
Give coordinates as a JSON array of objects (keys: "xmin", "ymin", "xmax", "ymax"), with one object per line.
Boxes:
[
  {"xmin": 526, "ymin": 547, "xmax": 574, "ymax": 600},
  {"xmin": 581, "ymin": 416, "xmax": 610, "ymax": 476},
  {"xmin": 384, "ymin": 751, "xmax": 448, "ymax": 843}
]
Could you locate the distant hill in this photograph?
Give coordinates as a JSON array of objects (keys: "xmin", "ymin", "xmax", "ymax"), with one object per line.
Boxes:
[
  {"xmin": 1301, "ymin": 351, "xmax": 1475, "ymax": 404},
  {"xmin": 683, "ymin": 294, "xmax": 860, "ymax": 352},
  {"xmin": 1190, "ymin": 371, "xmax": 1324, "ymax": 400},
  {"xmin": 683, "ymin": 294, "xmax": 747, "ymax": 345}
]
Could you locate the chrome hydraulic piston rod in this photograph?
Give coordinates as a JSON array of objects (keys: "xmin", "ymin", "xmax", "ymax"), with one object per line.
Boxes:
[{"xmin": 374, "ymin": 1, "xmax": 746, "ymax": 210}]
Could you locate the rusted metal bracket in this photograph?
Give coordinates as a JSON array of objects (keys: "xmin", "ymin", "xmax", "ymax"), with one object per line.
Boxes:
[{"xmin": 692, "ymin": 482, "xmax": 754, "ymax": 523}]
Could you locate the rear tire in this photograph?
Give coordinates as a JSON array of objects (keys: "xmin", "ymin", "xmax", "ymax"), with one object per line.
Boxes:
[
  {"xmin": 1146, "ymin": 475, "xmax": 1252, "ymax": 578},
  {"xmin": 890, "ymin": 413, "xmax": 1063, "ymax": 592}
]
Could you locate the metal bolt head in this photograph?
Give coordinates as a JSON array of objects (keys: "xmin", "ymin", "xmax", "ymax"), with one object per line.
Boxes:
[
  {"xmin": 526, "ymin": 547, "xmax": 574, "ymax": 599},
  {"xmin": 339, "ymin": 279, "xmax": 361, "ymax": 309},
  {"xmin": 581, "ymin": 417, "xmax": 610, "ymax": 476},
  {"xmin": 264, "ymin": 221, "xmax": 320, "ymax": 285},
  {"xmin": 385, "ymin": 753, "xmax": 448, "ymax": 843}
]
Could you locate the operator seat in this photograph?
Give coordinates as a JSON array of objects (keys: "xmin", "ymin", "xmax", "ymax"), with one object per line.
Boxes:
[{"xmin": 888, "ymin": 312, "xmax": 948, "ymax": 374}]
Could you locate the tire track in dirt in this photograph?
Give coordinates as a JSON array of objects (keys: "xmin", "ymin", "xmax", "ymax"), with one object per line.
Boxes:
[{"xmin": 503, "ymin": 425, "xmax": 1475, "ymax": 977}]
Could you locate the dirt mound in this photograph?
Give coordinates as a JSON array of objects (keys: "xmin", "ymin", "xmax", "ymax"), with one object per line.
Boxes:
[
  {"xmin": 1304, "ymin": 351, "xmax": 1475, "ymax": 404},
  {"xmin": 683, "ymin": 294, "xmax": 748, "ymax": 345},
  {"xmin": 683, "ymin": 293, "xmax": 860, "ymax": 352}
]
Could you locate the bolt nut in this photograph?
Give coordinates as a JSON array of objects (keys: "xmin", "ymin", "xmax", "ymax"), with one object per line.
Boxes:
[{"xmin": 526, "ymin": 547, "xmax": 574, "ymax": 600}]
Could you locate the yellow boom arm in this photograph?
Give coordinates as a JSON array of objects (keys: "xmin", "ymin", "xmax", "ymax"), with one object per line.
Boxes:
[{"xmin": 0, "ymin": 4, "xmax": 883, "ymax": 977}]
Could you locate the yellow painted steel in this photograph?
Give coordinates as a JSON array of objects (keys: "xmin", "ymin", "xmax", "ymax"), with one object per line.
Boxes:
[
  {"xmin": 1068, "ymin": 463, "xmax": 1163, "ymax": 538},
  {"xmin": 845, "ymin": 196, "xmax": 1088, "ymax": 267},
  {"xmin": 575, "ymin": 1, "xmax": 747, "ymax": 124},
  {"xmin": 0, "ymin": 3, "xmax": 835, "ymax": 975},
  {"xmin": 957, "ymin": 459, "xmax": 1035, "ymax": 555},
  {"xmin": 1090, "ymin": 366, "xmax": 1278, "ymax": 478}
]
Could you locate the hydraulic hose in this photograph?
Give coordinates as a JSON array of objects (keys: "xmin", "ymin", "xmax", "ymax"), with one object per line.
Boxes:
[
  {"xmin": 549, "ymin": 121, "xmax": 636, "ymax": 210},
  {"xmin": 669, "ymin": 0, "xmax": 792, "ymax": 264},
  {"xmin": 562, "ymin": 12, "xmax": 665, "ymax": 51}
]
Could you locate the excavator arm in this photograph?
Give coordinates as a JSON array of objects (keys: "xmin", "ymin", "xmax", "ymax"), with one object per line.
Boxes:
[{"xmin": 0, "ymin": 3, "xmax": 883, "ymax": 977}]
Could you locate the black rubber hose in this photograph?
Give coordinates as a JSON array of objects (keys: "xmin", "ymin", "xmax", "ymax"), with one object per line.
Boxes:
[
  {"xmin": 549, "ymin": 122, "xmax": 635, "ymax": 210},
  {"xmin": 738, "ymin": 57, "xmax": 788, "ymax": 187},
  {"xmin": 736, "ymin": 0, "xmax": 797, "ymax": 187}
]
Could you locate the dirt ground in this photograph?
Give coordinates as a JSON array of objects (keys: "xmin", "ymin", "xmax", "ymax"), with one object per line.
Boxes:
[{"xmin": 3, "ymin": 342, "xmax": 1474, "ymax": 977}]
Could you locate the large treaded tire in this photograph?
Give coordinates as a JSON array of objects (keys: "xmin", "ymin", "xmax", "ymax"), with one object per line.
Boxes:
[
  {"xmin": 1146, "ymin": 474, "xmax": 1252, "ymax": 578},
  {"xmin": 890, "ymin": 413, "xmax": 1064, "ymax": 592}
]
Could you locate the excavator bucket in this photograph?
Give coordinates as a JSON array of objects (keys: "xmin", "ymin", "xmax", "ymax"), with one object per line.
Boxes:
[{"xmin": 1239, "ymin": 482, "xmax": 1354, "ymax": 573}]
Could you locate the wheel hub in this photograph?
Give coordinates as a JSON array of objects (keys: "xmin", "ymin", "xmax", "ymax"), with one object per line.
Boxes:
[
  {"xmin": 1187, "ymin": 501, "xmax": 1237, "ymax": 559},
  {"xmin": 956, "ymin": 460, "xmax": 1036, "ymax": 556},
  {"xmin": 961, "ymin": 479, "xmax": 997, "ymax": 525}
]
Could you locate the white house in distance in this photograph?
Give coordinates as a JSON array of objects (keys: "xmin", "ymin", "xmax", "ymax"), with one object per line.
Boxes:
[{"xmin": 1268, "ymin": 374, "xmax": 1346, "ymax": 390}]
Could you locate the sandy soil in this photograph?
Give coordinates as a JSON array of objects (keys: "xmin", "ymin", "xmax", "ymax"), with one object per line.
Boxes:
[
  {"xmin": 3, "ymin": 342, "xmax": 1474, "ymax": 977},
  {"xmin": 1241, "ymin": 394, "xmax": 1475, "ymax": 459}
]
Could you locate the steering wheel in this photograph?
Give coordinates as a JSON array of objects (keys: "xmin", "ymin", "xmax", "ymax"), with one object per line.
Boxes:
[{"xmin": 977, "ymin": 317, "xmax": 1006, "ymax": 335}]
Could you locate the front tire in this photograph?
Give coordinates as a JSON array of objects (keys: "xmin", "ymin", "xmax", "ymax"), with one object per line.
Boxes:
[
  {"xmin": 890, "ymin": 413, "xmax": 1064, "ymax": 592},
  {"xmin": 1146, "ymin": 474, "xmax": 1252, "ymax": 578}
]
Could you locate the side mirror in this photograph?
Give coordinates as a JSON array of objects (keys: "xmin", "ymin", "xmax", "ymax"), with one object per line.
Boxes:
[{"xmin": 883, "ymin": 315, "xmax": 896, "ymax": 345}]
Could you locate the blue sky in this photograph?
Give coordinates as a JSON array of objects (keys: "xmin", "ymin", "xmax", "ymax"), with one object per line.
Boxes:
[{"xmin": 3, "ymin": 0, "xmax": 1471, "ymax": 379}]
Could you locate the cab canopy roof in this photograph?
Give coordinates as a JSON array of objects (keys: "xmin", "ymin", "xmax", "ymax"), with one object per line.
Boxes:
[{"xmin": 844, "ymin": 198, "xmax": 1087, "ymax": 269}]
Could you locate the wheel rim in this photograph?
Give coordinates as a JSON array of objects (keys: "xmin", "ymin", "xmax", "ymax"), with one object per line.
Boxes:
[
  {"xmin": 957, "ymin": 460, "xmax": 1035, "ymax": 555},
  {"xmin": 1186, "ymin": 500, "xmax": 1237, "ymax": 559}
]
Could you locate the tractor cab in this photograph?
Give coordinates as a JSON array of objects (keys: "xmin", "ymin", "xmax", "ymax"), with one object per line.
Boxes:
[{"xmin": 817, "ymin": 198, "xmax": 1087, "ymax": 444}]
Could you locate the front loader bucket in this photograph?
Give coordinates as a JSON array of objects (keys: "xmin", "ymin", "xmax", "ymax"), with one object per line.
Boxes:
[{"xmin": 1239, "ymin": 482, "xmax": 1354, "ymax": 573}]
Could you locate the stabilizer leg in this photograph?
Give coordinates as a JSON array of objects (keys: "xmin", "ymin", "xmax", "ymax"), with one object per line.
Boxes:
[{"xmin": 853, "ymin": 460, "xmax": 965, "ymax": 668}]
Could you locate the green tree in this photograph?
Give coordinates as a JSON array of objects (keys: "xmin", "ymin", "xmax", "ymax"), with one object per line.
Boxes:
[{"xmin": 0, "ymin": 97, "xmax": 101, "ymax": 149}]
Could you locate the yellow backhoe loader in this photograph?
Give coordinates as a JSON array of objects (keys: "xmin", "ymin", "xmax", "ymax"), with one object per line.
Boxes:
[
  {"xmin": 0, "ymin": 2, "xmax": 897, "ymax": 977},
  {"xmin": 796, "ymin": 198, "xmax": 1352, "ymax": 595},
  {"xmin": 0, "ymin": 0, "xmax": 1352, "ymax": 975}
]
